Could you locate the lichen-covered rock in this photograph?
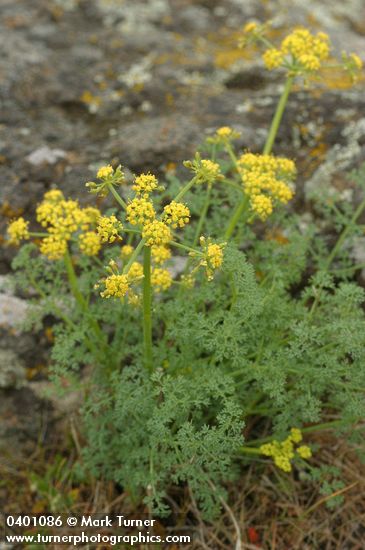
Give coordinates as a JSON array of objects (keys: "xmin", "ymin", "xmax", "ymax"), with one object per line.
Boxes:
[{"xmin": 0, "ymin": 349, "xmax": 25, "ymax": 389}]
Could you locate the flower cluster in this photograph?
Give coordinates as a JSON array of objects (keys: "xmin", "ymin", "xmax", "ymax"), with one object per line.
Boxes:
[
  {"xmin": 265, "ymin": 28, "xmax": 330, "ymax": 72},
  {"xmin": 163, "ymin": 201, "xmax": 190, "ymax": 228},
  {"xmin": 207, "ymin": 126, "xmax": 241, "ymax": 145},
  {"xmin": 241, "ymin": 23, "xmax": 363, "ymax": 81},
  {"xmin": 79, "ymin": 231, "xmax": 102, "ymax": 256},
  {"xmin": 97, "ymin": 215, "xmax": 123, "ymax": 243},
  {"xmin": 7, "ymin": 188, "xmax": 106, "ymax": 260},
  {"xmin": 194, "ymin": 237, "xmax": 225, "ymax": 281},
  {"xmin": 342, "ymin": 52, "xmax": 363, "ymax": 81},
  {"xmin": 39, "ymin": 235, "xmax": 67, "ymax": 260},
  {"xmin": 151, "ymin": 267, "xmax": 173, "ymax": 291},
  {"xmin": 237, "ymin": 153, "xmax": 296, "ymax": 220},
  {"xmin": 132, "ymin": 173, "xmax": 160, "ymax": 197},
  {"xmin": 100, "ymin": 273, "xmax": 129, "ymax": 299},
  {"xmin": 97, "ymin": 259, "xmax": 131, "ymax": 300},
  {"xmin": 86, "ymin": 164, "xmax": 125, "ymax": 196},
  {"xmin": 184, "ymin": 153, "xmax": 223, "ymax": 185},
  {"xmin": 151, "ymin": 245, "xmax": 171, "ymax": 265},
  {"xmin": 35, "ymin": 190, "xmax": 102, "ymax": 259},
  {"xmin": 7, "ymin": 217, "xmax": 30, "ymax": 245},
  {"xmin": 127, "ymin": 262, "xmax": 144, "ymax": 282},
  {"xmin": 126, "ymin": 197, "xmax": 155, "ymax": 226},
  {"xmin": 142, "ymin": 220, "xmax": 172, "ymax": 247},
  {"xmin": 260, "ymin": 428, "xmax": 312, "ymax": 472}
]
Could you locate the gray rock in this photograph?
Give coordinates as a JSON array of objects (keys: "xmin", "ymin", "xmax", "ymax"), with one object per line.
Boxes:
[
  {"xmin": 0, "ymin": 349, "xmax": 25, "ymax": 389},
  {"xmin": 108, "ymin": 114, "xmax": 201, "ymax": 170},
  {"xmin": 0, "ymin": 276, "xmax": 28, "ymax": 331},
  {"xmin": 26, "ymin": 146, "xmax": 67, "ymax": 166}
]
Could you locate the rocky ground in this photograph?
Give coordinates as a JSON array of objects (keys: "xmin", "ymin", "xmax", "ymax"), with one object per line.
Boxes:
[{"xmin": 1, "ymin": 0, "xmax": 365, "ymax": 470}]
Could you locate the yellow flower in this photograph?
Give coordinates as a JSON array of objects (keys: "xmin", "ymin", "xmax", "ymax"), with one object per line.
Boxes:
[
  {"xmin": 100, "ymin": 274, "xmax": 129, "ymax": 298},
  {"xmin": 163, "ymin": 201, "xmax": 190, "ymax": 228},
  {"xmin": 7, "ymin": 218, "xmax": 30, "ymax": 245},
  {"xmin": 97, "ymin": 215, "xmax": 123, "ymax": 243},
  {"xmin": 260, "ymin": 428, "xmax": 311, "ymax": 471},
  {"xmin": 198, "ymin": 237, "xmax": 225, "ymax": 281},
  {"xmin": 298, "ymin": 54, "xmax": 321, "ymax": 71},
  {"xmin": 200, "ymin": 159, "xmax": 222, "ymax": 184},
  {"xmin": 86, "ymin": 165, "xmax": 125, "ymax": 196},
  {"xmin": 83, "ymin": 207, "xmax": 101, "ymax": 226},
  {"xmin": 260, "ymin": 27, "xmax": 330, "ymax": 75},
  {"xmin": 78, "ymin": 231, "xmax": 101, "ymax": 256},
  {"xmin": 36, "ymin": 197, "xmax": 87, "ymax": 240},
  {"xmin": 127, "ymin": 261, "xmax": 144, "ymax": 282},
  {"xmin": 260, "ymin": 439, "xmax": 294, "ymax": 472},
  {"xmin": 97, "ymin": 165, "xmax": 114, "ymax": 179},
  {"xmin": 142, "ymin": 220, "xmax": 172, "ymax": 246},
  {"xmin": 237, "ymin": 153, "xmax": 295, "ymax": 218},
  {"xmin": 349, "ymin": 53, "xmax": 363, "ymax": 70},
  {"xmin": 263, "ymin": 48, "xmax": 284, "ymax": 70},
  {"xmin": 39, "ymin": 235, "xmax": 67, "ymax": 260},
  {"xmin": 290, "ymin": 427, "xmax": 302, "ymax": 443},
  {"xmin": 121, "ymin": 244, "xmax": 134, "ymax": 259},
  {"xmin": 43, "ymin": 189, "xmax": 64, "ymax": 203},
  {"xmin": 296, "ymin": 445, "xmax": 312, "ymax": 459},
  {"xmin": 207, "ymin": 126, "xmax": 241, "ymax": 144},
  {"xmin": 151, "ymin": 267, "xmax": 173, "ymax": 292},
  {"xmin": 184, "ymin": 154, "xmax": 223, "ymax": 185},
  {"xmin": 126, "ymin": 197, "xmax": 155, "ymax": 226},
  {"xmin": 243, "ymin": 21, "xmax": 258, "ymax": 34},
  {"xmin": 132, "ymin": 173, "xmax": 159, "ymax": 196},
  {"xmin": 151, "ymin": 245, "xmax": 171, "ymax": 265},
  {"xmin": 251, "ymin": 194, "xmax": 273, "ymax": 220}
]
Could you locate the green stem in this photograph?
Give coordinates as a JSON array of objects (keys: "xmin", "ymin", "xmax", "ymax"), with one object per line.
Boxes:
[
  {"xmin": 108, "ymin": 184, "xmax": 127, "ymax": 210},
  {"xmin": 224, "ymin": 195, "xmax": 249, "ymax": 240},
  {"xmin": 310, "ymin": 195, "xmax": 365, "ymax": 316},
  {"xmin": 170, "ymin": 240, "xmax": 201, "ymax": 255},
  {"xmin": 192, "ymin": 184, "xmax": 212, "ymax": 248},
  {"xmin": 143, "ymin": 246, "xmax": 153, "ymax": 373},
  {"xmin": 324, "ymin": 196, "xmax": 365, "ymax": 271},
  {"xmin": 123, "ymin": 238, "xmax": 146, "ymax": 274},
  {"xmin": 174, "ymin": 176, "xmax": 197, "ymax": 202},
  {"xmin": 224, "ymin": 76, "xmax": 294, "ymax": 240},
  {"xmin": 240, "ymin": 446, "xmax": 262, "ymax": 455},
  {"xmin": 225, "ymin": 142, "xmax": 239, "ymax": 167},
  {"xmin": 64, "ymin": 249, "xmax": 88, "ymax": 309},
  {"xmin": 263, "ymin": 75, "xmax": 294, "ymax": 155},
  {"xmin": 63, "ymin": 248, "xmax": 106, "ymax": 348},
  {"xmin": 29, "ymin": 232, "xmax": 49, "ymax": 238}
]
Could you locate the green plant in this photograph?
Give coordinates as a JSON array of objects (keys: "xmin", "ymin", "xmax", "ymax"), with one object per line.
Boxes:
[{"xmin": 6, "ymin": 23, "xmax": 365, "ymax": 518}]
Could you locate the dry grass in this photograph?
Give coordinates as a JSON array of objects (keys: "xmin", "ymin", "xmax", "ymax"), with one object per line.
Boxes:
[{"xmin": 1, "ymin": 422, "xmax": 365, "ymax": 550}]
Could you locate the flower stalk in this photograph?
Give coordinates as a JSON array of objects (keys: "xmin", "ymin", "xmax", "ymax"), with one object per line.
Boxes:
[{"xmin": 143, "ymin": 245, "xmax": 153, "ymax": 373}]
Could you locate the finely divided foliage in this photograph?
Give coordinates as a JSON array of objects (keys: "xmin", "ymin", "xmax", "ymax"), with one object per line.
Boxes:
[{"xmin": 6, "ymin": 23, "xmax": 365, "ymax": 516}]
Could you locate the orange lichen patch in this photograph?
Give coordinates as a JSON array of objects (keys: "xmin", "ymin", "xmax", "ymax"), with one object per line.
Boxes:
[
  {"xmin": 154, "ymin": 51, "xmax": 201, "ymax": 68},
  {"xmin": 45, "ymin": 327, "xmax": 54, "ymax": 343},
  {"xmin": 319, "ymin": 68, "xmax": 359, "ymax": 90},
  {"xmin": 97, "ymin": 80, "xmax": 108, "ymax": 91},
  {"xmin": 26, "ymin": 364, "xmax": 47, "ymax": 381},
  {"xmin": 0, "ymin": 202, "xmax": 24, "ymax": 219},
  {"xmin": 165, "ymin": 92, "xmax": 175, "ymax": 107},
  {"xmin": 132, "ymin": 82, "xmax": 145, "ymax": 93},
  {"xmin": 80, "ymin": 91, "xmax": 101, "ymax": 107},
  {"xmin": 265, "ymin": 229, "xmax": 290, "ymax": 245},
  {"xmin": 309, "ymin": 142, "xmax": 329, "ymax": 160},
  {"xmin": 207, "ymin": 29, "xmax": 258, "ymax": 69},
  {"xmin": 165, "ymin": 162, "xmax": 177, "ymax": 173},
  {"xmin": 255, "ymin": 270, "xmax": 265, "ymax": 281},
  {"xmin": 215, "ymin": 49, "xmax": 247, "ymax": 69}
]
